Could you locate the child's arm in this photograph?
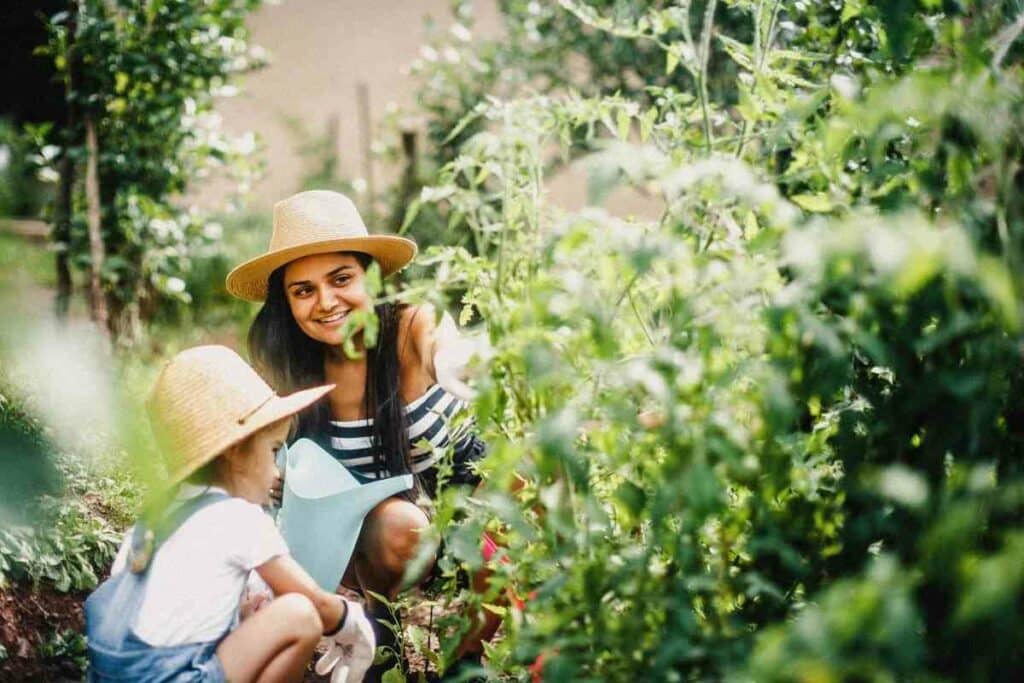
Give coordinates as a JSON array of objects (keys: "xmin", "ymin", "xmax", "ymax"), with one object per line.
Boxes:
[
  {"xmin": 255, "ymin": 555, "xmax": 346, "ymax": 632},
  {"xmin": 256, "ymin": 555, "xmax": 376, "ymax": 682}
]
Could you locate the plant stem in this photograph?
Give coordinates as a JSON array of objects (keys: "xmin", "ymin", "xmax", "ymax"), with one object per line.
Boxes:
[
  {"xmin": 698, "ymin": 0, "xmax": 719, "ymax": 156},
  {"xmin": 735, "ymin": 0, "xmax": 783, "ymax": 158}
]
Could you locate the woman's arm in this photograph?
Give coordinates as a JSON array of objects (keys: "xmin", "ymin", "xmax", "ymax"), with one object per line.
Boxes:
[
  {"xmin": 401, "ymin": 303, "xmax": 440, "ymax": 380},
  {"xmin": 256, "ymin": 555, "xmax": 346, "ymax": 633},
  {"xmin": 402, "ymin": 303, "xmax": 490, "ymax": 400}
]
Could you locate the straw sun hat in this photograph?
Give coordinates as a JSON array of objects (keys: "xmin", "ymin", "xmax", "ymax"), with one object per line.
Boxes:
[
  {"xmin": 226, "ymin": 190, "xmax": 417, "ymax": 302},
  {"xmin": 148, "ymin": 345, "xmax": 333, "ymax": 484}
]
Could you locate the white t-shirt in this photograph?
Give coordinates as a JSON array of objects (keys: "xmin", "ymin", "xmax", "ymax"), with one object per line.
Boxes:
[{"xmin": 111, "ymin": 485, "xmax": 288, "ymax": 646}]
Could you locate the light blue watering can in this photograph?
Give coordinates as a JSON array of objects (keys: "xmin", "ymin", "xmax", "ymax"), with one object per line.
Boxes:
[{"xmin": 275, "ymin": 438, "xmax": 413, "ymax": 591}]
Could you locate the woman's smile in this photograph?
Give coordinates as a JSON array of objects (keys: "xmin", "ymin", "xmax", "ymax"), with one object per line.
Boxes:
[{"xmin": 315, "ymin": 309, "xmax": 349, "ymax": 325}]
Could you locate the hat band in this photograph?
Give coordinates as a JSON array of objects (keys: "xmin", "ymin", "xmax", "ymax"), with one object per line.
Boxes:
[{"xmin": 237, "ymin": 393, "xmax": 276, "ymax": 425}]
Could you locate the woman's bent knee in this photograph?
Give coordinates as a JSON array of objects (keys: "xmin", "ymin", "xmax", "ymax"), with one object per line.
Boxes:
[{"xmin": 363, "ymin": 498, "xmax": 430, "ymax": 577}]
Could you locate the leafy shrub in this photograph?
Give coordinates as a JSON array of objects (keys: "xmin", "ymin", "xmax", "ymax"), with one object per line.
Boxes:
[
  {"xmin": 0, "ymin": 387, "xmax": 126, "ymax": 592},
  {"xmin": 0, "ymin": 118, "xmax": 52, "ymax": 218},
  {"xmin": 0, "ymin": 497, "xmax": 120, "ymax": 593},
  {"xmin": 388, "ymin": 1, "xmax": 1024, "ymax": 680}
]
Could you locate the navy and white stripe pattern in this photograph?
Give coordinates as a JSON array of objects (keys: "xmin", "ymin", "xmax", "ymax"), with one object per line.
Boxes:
[{"xmin": 326, "ymin": 384, "xmax": 473, "ymax": 481}]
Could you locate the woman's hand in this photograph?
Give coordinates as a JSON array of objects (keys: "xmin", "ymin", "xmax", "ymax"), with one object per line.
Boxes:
[{"xmin": 432, "ymin": 311, "xmax": 492, "ymax": 401}]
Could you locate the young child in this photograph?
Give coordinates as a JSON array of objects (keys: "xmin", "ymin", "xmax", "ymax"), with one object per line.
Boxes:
[{"xmin": 86, "ymin": 345, "xmax": 375, "ymax": 682}]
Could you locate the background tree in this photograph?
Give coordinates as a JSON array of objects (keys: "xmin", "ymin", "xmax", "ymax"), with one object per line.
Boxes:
[{"xmin": 40, "ymin": 0, "xmax": 266, "ymax": 341}]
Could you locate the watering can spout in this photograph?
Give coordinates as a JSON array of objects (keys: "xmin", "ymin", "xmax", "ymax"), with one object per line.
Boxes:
[
  {"xmin": 276, "ymin": 439, "xmax": 414, "ymax": 591},
  {"xmin": 347, "ymin": 475, "xmax": 416, "ymax": 518}
]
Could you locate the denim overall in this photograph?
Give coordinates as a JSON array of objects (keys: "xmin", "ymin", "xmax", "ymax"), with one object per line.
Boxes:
[{"xmin": 85, "ymin": 492, "xmax": 231, "ymax": 682}]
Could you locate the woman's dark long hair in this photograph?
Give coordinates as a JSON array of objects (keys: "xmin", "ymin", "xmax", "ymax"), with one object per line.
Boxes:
[{"xmin": 248, "ymin": 253, "xmax": 412, "ymax": 478}]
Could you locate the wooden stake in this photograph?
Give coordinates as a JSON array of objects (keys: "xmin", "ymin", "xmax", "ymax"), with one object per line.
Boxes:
[{"xmin": 356, "ymin": 82, "xmax": 375, "ymax": 214}]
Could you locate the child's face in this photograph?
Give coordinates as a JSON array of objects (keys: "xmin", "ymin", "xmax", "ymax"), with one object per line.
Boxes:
[{"xmin": 233, "ymin": 419, "xmax": 290, "ymax": 506}]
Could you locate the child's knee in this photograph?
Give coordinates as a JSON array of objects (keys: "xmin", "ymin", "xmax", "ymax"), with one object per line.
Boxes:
[{"xmin": 272, "ymin": 593, "xmax": 322, "ymax": 642}]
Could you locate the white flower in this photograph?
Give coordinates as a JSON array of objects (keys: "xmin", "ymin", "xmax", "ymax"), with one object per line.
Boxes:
[
  {"xmin": 450, "ymin": 23, "xmax": 472, "ymax": 42},
  {"xmin": 235, "ymin": 132, "xmax": 257, "ymax": 155},
  {"xmin": 41, "ymin": 145, "xmax": 61, "ymax": 162},
  {"xmin": 352, "ymin": 178, "xmax": 368, "ymax": 194},
  {"xmin": 829, "ymin": 73, "xmax": 860, "ymax": 100},
  {"xmin": 150, "ymin": 218, "xmax": 178, "ymax": 239},
  {"xmin": 202, "ymin": 222, "xmax": 223, "ymax": 240},
  {"xmin": 217, "ymin": 36, "xmax": 239, "ymax": 53},
  {"xmin": 248, "ymin": 45, "xmax": 268, "ymax": 62},
  {"xmin": 37, "ymin": 167, "xmax": 60, "ymax": 183},
  {"xmin": 420, "ymin": 45, "xmax": 439, "ymax": 62},
  {"xmin": 165, "ymin": 277, "xmax": 187, "ymax": 294}
]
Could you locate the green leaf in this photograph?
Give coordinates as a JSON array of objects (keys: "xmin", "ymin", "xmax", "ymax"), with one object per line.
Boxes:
[
  {"xmin": 616, "ymin": 108, "xmax": 631, "ymax": 141},
  {"xmin": 790, "ymin": 193, "xmax": 834, "ymax": 213},
  {"xmin": 666, "ymin": 45, "xmax": 680, "ymax": 75},
  {"xmin": 639, "ymin": 107, "xmax": 658, "ymax": 142}
]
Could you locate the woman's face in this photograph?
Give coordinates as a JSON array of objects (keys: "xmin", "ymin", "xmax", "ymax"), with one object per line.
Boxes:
[{"xmin": 283, "ymin": 252, "xmax": 371, "ymax": 345}]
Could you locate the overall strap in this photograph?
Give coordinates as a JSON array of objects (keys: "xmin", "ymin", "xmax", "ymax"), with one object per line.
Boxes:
[{"xmin": 129, "ymin": 490, "xmax": 231, "ymax": 574}]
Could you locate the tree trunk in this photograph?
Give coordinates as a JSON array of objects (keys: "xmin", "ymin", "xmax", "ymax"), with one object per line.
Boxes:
[
  {"xmin": 54, "ymin": 152, "xmax": 74, "ymax": 320},
  {"xmin": 54, "ymin": 3, "xmax": 78, "ymax": 321},
  {"xmin": 84, "ymin": 116, "xmax": 109, "ymax": 333}
]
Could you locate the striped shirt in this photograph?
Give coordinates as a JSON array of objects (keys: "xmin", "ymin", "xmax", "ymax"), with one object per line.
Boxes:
[{"xmin": 325, "ymin": 384, "xmax": 474, "ymax": 481}]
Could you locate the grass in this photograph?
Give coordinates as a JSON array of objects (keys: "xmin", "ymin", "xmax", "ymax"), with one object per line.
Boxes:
[{"xmin": 0, "ymin": 228, "xmax": 56, "ymax": 289}]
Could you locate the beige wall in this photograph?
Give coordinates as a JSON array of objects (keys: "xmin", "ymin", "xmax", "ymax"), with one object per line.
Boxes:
[
  {"xmin": 214, "ymin": 0, "xmax": 501, "ymax": 209},
  {"xmin": 214, "ymin": 0, "xmax": 660, "ymax": 221}
]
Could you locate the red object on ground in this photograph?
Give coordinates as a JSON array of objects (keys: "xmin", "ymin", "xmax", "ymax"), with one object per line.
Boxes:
[
  {"xmin": 528, "ymin": 652, "xmax": 546, "ymax": 683},
  {"xmin": 481, "ymin": 532, "xmax": 537, "ymax": 610},
  {"xmin": 481, "ymin": 532, "xmax": 506, "ymax": 563}
]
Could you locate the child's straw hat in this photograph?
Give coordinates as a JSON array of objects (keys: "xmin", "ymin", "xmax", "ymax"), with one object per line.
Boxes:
[
  {"xmin": 225, "ymin": 190, "xmax": 417, "ymax": 301},
  {"xmin": 148, "ymin": 345, "xmax": 333, "ymax": 484}
]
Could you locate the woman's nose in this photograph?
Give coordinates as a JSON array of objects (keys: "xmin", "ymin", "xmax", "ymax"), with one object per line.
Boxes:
[{"xmin": 316, "ymin": 285, "xmax": 338, "ymax": 310}]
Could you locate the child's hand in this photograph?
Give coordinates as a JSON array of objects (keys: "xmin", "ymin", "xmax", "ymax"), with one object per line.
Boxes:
[
  {"xmin": 315, "ymin": 600, "xmax": 376, "ymax": 683},
  {"xmin": 239, "ymin": 572, "xmax": 273, "ymax": 621},
  {"xmin": 239, "ymin": 587, "xmax": 271, "ymax": 620}
]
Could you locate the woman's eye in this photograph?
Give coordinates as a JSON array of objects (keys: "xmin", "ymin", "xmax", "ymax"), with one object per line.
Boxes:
[{"xmin": 334, "ymin": 276, "xmax": 350, "ymax": 286}]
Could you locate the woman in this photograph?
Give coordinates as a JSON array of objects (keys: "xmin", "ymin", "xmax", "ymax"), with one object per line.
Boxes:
[{"xmin": 225, "ymin": 190, "xmax": 494, "ymax": 679}]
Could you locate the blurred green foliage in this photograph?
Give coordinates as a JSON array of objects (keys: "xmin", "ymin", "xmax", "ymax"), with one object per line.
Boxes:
[
  {"xmin": 384, "ymin": 1, "xmax": 1024, "ymax": 680},
  {"xmin": 0, "ymin": 118, "xmax": 53, "ymax": 218}
]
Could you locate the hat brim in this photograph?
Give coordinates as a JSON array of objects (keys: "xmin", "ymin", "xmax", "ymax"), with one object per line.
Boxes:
[
  {"xmin": 167, "ymin": 383, "xmax": 334, "ymax": 484},
  {"xmin": 226, "ymin": 236, "xmax": 417, "ymax": 302}
]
